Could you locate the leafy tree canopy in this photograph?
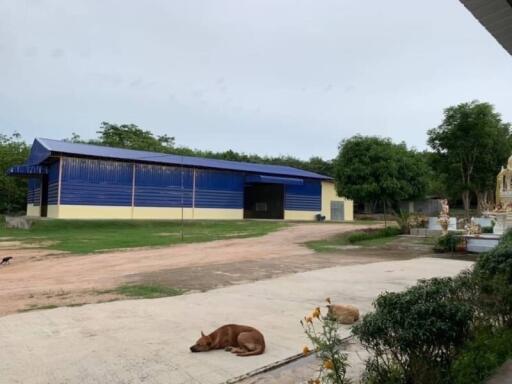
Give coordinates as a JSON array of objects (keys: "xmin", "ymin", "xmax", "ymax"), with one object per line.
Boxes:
[
  {"xmin": 70, "ymin": 122, "xmax": 175, "ymax": 153},
  {"xmin": 0, "ymin": 133, "xmax": 31, "ymax": 214},
  {"xmin": 427, "ymin": 100, "xmax": 511, "ymax": 215},
  {"xmin": 334, "ymin": 135, "xmax": 429, "ymax": 207},
  {"xmin": 70, "ymin": 122, "xmax": 334, "ymax": 177}
]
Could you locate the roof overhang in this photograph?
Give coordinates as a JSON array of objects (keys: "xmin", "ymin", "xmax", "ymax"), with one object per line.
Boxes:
[
  {"xmin": 245, "ymin": 175, "xmax": 304, "ymax": 185},
  {"xmin": 460, "ymin": 0, "xmax": 512, "ymax": 55},
  {"xmin": 7, "ymin": 164, "xmax": 48, "ymax": 177}
]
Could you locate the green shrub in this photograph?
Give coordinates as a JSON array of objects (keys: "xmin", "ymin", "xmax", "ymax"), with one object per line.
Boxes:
[
  {"xmin": 353, "ymin": 277, "xmax": 473, "ymax": 384},
  {"xmin": 392, "ymin": 211, "xmax": 428, "ymax": 234},
  {"xmin": 346, "ymin": 227, "xmax": 401, "ymax": 244},
  {"xmin": 393, "ymin": 210, "xmax": 411, "ymax": 234},
  {"xmin": 472, "ymin": 230, "xmax": 512, "ymax": 327},
  {"xmin": 433, "ymin": 232, "xmax": 462, "ymax": 253},
  {"xmin": 451, "ymin": 327, "xmax": 512, "ymax": 384},
  {"xmin": 361, "ymin": 358, "xmax": 404, "ymax": 384}
]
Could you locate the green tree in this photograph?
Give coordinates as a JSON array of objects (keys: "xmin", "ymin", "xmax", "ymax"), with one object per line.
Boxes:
[
  {"xmin": 304, "ymin": 156, "xmax": 334, "ymax": 177},
  {"xmin": 70, "ymin": 122, "xmax": 176, "ymax": 153},
  {"xmin": 97, "ymin": 122, "xmax": 175, "ymax": 152},
  {"xmin": 334, "ymin": 135, "xmax": 429, "ymax": 218},
  {"xmin": 0, "ymin": 133, "xmax": 31, "ymax": 214},
  {"xmin": 427, "ymin": 101, "xmax": 511, "ymax": 217},
  {"xmin": 73, "ymin": 122, "xmax": 336, "ymax": 177}
]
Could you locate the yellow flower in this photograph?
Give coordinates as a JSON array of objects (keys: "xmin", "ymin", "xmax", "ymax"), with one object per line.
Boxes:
[
  {"xmin": 326, "ymin": 297, "xmax": 331, "ymax": 304},
  {"xmin": 305, "ymin": 316, "xmax": 313, "ymax": 324},
  {"xmin": 308, "ymin": 379, "xmax": 320, "ymax": 384},
  {"xmin": 323, "ymin": 359, "xmax": 334, "ymax": 370},
  {"xmin": 312, "ymin": 307, "xmax": 321, "ymax": 319},
  {"xmin": 303, "ymin": 346, "xmax": 311, "ymax": 356}
]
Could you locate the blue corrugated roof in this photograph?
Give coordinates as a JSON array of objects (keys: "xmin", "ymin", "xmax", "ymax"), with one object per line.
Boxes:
[{"xmin": 34, "ymin": 138, "xmax": 331, "ymax": 180}]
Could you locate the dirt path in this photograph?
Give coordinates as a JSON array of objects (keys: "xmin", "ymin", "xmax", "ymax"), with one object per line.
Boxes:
[{"xmin": 0, "ymin": 223, "xmax": 378, "ymax": 315}]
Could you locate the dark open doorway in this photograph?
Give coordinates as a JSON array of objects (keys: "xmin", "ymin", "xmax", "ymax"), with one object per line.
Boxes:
[{"xmin": 244, "ymin": 183, "xmax": 284, "ymax": 219}]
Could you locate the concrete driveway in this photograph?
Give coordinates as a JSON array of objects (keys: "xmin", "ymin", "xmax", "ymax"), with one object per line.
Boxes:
[{"xmin": 0, "ymin": 258, "xmax": 472, "ymax": 384}]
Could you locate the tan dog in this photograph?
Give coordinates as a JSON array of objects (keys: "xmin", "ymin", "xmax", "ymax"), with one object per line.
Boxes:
[
  {"xmin": 328, "ymin": 304, "xmax": 360, "ymax": 324},
  {"xmin": 190, "ymin": 324, "xmax": 265, "ymax": 356}
]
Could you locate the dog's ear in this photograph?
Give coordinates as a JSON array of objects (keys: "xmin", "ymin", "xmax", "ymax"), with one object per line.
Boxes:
[{"xmin": 201, "ymin": 331, "xmax": 205, "ymax": 337}]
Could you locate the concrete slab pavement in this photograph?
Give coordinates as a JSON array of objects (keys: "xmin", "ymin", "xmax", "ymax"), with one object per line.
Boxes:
[{"xmin": 0, "ymin": 258, "xmax": 472, "ymax": 384}]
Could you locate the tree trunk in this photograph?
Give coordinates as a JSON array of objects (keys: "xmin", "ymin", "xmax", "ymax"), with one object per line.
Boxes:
[
  {"xmin": 383, "ymin": 199, "xmax": 387, "ymax": 227},
  {"xmin": 364, "ymin": 202, "xmax": 373, "ymax": 214},
  {"xmin": 462, "ymin": 190, "xmax": 471, "ymax": 218},
  {"xmin": 476, "ymin": 190, "xmax": 489, "ymax": 214}
]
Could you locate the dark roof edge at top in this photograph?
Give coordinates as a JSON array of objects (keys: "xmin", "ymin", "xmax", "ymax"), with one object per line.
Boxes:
[{"xmin": 33, "ymin": 138, "xmax": 332, "ymax": 180}]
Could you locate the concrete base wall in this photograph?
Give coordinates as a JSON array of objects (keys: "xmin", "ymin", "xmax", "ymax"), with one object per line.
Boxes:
[
  {"xmin": 133, "ymin": 207, "xmax": 243, "ymax": 220},
  {"xmin": 26, "ymin": 204, "xmax": 40, "ymax": 217},
  {"xmin": 284, "ymin": 210, "xmax": 317, "ymax": 221},
  {"xmin": 46, "ymin": 205, "xmax": 60, "ymax": 218},
  {"xmin": 52, "ymin": 205, "xmax": 244, "ymax": 220}
]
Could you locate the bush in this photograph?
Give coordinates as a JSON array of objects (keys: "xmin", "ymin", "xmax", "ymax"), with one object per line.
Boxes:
[
  {"xmin": 433, "ymin": 232, "xmax": 462, "ymax": 253},
  {"xmin": 393, "ymin": 210, "xmax": 411, "ymax": 234},
  {"xmin": 393, "ymin": 210, "xmax": 428, "ymax": 234},
  {"xmin": 361, "ymin": 358, "xmax": 404, "ymax": 384},
  {"xmin": 471, "ymin": 230, "xmax": 512, "ymax": 327},
  {"xmin": 353, "ymin": 278, "xmax": 473, "ymax": 384},
  {"xmin": 451, "ymin": 327, "xmax": 512, "ymax": 384},
  {"xmin": 346, "ymin": 227, "xmax": 401, "ymax": 244},
  {"xmin": 353, "ymin": 230, "xmax": 512, "ymax": 384}
]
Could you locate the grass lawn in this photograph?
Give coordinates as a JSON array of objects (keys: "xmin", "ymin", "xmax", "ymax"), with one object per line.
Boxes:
[
  {"xmin": 0, "ymin": 219, "xmax": 286, "ymax": 254},
  {"xmin": 306, "ymin": 227, "xmax": 401, "ymax": 252}
]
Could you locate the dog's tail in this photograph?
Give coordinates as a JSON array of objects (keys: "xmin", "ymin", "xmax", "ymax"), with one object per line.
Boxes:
[{"xmin": 236, "ymin": 346, "xmax": 264, "ymax": 357}]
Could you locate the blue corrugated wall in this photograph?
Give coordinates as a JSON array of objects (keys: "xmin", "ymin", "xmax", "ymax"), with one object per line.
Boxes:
[
  {"xmin": 194, "ymin": 169, "xmax": 244, "ymax": 209},
  {"xmin": 47, "ymin": 160, "xmax": 59, "ymax": 205},
  {"xmin": 135, "ymin": 164, "xmax": 193, "ymax": 207},
  {"xmin": 53, "ymin": 156, "xmax": 320, "ymax": 211},
  {"xmin": 284, "ymin": 179, "xmax": 321, "ymax": 211},
  {"xmin": 27, "ymin": 178, "xmax": 40, "ymax": 205},
  {"xmin": 60, "ymin": 158, "xmax": 133, "ymax": 206}
]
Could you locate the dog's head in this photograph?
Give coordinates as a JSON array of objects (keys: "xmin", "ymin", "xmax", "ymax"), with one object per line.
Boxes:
[{"xmin": 190, "ymin": 331, "xmax": 212, "ymax": 353}]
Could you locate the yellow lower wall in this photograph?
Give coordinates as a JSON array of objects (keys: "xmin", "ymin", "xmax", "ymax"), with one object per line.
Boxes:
[
  {"xmin": 57, "ymin": 205, "xmax": 133, "ymax": 219},
  {"xmin": 47, "ymin": 205, "xmax": 60, "ymax": 218},
  {"xmin": 55, "ymin": 205, "xmax": 243, "ymax": 220},
  {"xmin": 26, "ymin": 204, "xmax": 40, "ymax": 217},
  {"xmin": 284, "ymin": 210, "xmax": 317, "ymax": 221},
  {"xmin": 343, "ymin": 200, "xmax": 354, "ymax": 221},
  {"xmin": 132, "ymin": 207, "xmax": 243, "ymax": 220},
  {"xmin": 321, "ymin": 181, "xmax": 353, "ymax": 221}
]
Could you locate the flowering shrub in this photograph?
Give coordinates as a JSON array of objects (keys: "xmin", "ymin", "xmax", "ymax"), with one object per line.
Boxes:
[{"xmin": 301, "ymin": 299, "xmax": 351, "ymax": 384}]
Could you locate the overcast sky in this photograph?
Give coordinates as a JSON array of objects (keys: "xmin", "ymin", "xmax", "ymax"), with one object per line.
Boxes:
[{"xmin": 1, "ymin": 0, "xmax": 511, "ymax": 159}]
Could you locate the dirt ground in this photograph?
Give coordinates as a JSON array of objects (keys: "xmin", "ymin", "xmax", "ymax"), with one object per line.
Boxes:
[
  {"xmin": 0, "ymin": 258, "xmax": 473, "ymax": 384},
  {"xmin": 0, "ymin": 222, "xmax": 459, "ymax": 316}
]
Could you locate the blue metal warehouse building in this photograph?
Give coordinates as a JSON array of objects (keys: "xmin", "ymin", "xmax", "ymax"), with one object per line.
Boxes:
[{"xmin": 9, "ymin": 138, "xmax": 353, "ymax": 221}]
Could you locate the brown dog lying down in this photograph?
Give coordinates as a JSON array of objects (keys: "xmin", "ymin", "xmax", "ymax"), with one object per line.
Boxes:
[{"xmin": 190, "ymin": 324, "xmax": 265, "ymax": 356}]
